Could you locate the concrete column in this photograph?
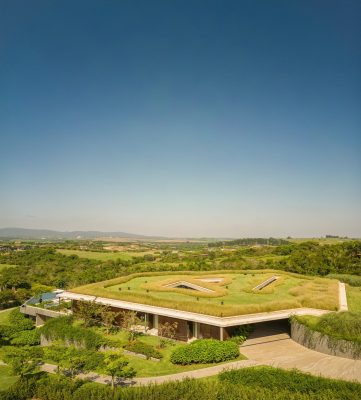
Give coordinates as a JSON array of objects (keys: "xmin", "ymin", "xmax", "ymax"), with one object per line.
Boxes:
[
  {"xmin": 194, "ymin": 322, "xmax": 199, "ymax": 338},
  {"xmin": 154, "ymin": 314, "xmax": 159, "ymax": 329},
  {"xmin": 36, "ymin": 313, "xmax": 46, "ymax": 327},
  {"xmin": 220, "ymin": 327, "xmax": 224, "ymax": 341},
  {"xmin": 144, "ymin": 313, "xmax": 148, "ymax": 332}
]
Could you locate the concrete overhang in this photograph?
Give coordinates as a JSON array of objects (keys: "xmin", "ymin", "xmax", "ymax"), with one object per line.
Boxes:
[{"xmin": 59, "ymin": 291, "xmax": 331, "ymax": 328}]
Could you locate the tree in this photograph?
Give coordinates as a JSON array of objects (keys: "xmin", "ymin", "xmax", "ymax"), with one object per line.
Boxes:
[
  {"xmin": 10, "ymin": 329, "xmax": 40, "ymax": 346},
  {"xmin": 118, "ymin": 310, "xmax": 143, "ymax": 342},
  {"xmin": 2, "ymin": 346, "xmax": 43, "ymax": 379},
  {"xmin": 3, "ymin": 309, "xmax": 35, "ymax": 337},
  {"xmin": 73, "ymin": 300, "xmax": 102, "ymax": 327},
  {"xmin": 100, "ymin": 305, "xmax": 120, "ymax": 335},
  {"xmin": 158, "ymin": 321, "xmax": 178, "ymax": 348},
  {"xmin": 103, "ymin": 353, "xmax": 136, "ymax": 389},
  {"xmin": 53, "ymin": 346, "xmax": 88, "ymax": 378}
]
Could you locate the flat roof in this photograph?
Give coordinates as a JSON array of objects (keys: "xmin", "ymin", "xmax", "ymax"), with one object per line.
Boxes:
[
  {"xmin": 68, "ymin": 270, "xmax": 340, "ymax": 317},
  {"xmin": 59, "ymin": 290, "xmax": 332, "ymax": 327}
]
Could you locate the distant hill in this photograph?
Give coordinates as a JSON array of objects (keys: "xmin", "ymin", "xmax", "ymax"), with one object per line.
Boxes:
[{"xmin": 0, "ymin": 227, "xmax": 157, "ymax": 240}]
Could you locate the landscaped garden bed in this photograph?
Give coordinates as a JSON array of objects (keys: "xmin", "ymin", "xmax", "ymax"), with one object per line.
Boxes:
[{"xmin": 291, "ymin": 312, "xmax": 361, "ymax": 359}]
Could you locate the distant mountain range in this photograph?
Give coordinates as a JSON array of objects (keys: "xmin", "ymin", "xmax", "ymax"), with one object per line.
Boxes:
[{"xmin": 0, "ymin": 227, "xmax": 158, "ymax": 240}]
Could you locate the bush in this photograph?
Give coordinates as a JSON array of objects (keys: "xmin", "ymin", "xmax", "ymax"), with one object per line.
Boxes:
[
  {"xmin": 170, "ymin": 339, "xmax": 239, "ymax": 365},
  {"xmin": 40, "ymin": 317, "xmax": 105, "ymax": 349},
  {"xmin": 10, "ymin": 329, "xmax": 40, "ymax": 346},
  {"xmin": 4, "ymin": 309, "xmax": 34, "ymax": 336},
  {"xmin": 228, "ymin": 325, "xmax": 252, "ymax": 345},
  {"xmin": 124, "ymin": 341, "xmax": 163, "ymax": 359},
  {"xmin": 1, "ymin": 368, "xmax": 361, "ymax": 400},
  {"xmin": 295, "ymin": 312, "xmax": 361, "ymax": 344},
  {"xmin": 44, "ymin": 345, "xmax": 105, "ymax": 373},
  {"xmin": 328, "ymin": 274, "xmax": 361, "ymax": 287},
  {"xmin": 219, "ymin": 366, "xmax": 361, "ymax": 398}
]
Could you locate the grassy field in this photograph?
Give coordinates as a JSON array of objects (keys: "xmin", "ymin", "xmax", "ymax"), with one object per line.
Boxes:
[
  {"xmin": 0, "ymin": 365, "xmax": 18, "ymax": 391},
  {"xmin": 72, "ymin": 270, "xmax": 339, "ymax": 316},
  {"xmin": 288, "ymin": 238, "xmax": 353, "ymax": 244},
  {"xmin": 57, "ymin": 249, "xmax": 152, "ymax": 261},
  {"xmin": 346, "ymin": 285, "xmax": 361, "ymax": 312}
]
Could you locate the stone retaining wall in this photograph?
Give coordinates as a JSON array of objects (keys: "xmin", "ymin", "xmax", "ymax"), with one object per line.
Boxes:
[{"xmin": 291, "ymin": 319, "xmax": 361, "ymax": 360}]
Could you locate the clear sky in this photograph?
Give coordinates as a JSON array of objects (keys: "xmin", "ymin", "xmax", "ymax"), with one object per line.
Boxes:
[{"xmin": 0, "ymin": 0, "xmax": 360, "ymax": 238}]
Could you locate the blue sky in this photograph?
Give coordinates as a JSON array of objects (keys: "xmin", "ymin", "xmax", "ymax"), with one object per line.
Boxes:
[{"xmin": 0, "ymin": 0, "xmax": 360, "ymax": 237}]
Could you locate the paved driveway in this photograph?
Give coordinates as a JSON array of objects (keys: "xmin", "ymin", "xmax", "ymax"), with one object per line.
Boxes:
[{"xmin": 241, "ymin": 333, "xmax": 361, "ymax": 383}]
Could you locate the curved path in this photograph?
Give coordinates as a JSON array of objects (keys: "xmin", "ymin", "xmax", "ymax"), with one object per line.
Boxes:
[
  {"xmin": 241, "ymin": 336, "xmax": 361, "ymax": 383},
  {"xmin": 41, "ymin": 359, "xmax": 259, "ymax": 386}
]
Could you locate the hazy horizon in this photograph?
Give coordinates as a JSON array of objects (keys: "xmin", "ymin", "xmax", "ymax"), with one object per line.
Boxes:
[{"xmin": 1, "ymin": 1, "xmax": 360, "ymax": 238}]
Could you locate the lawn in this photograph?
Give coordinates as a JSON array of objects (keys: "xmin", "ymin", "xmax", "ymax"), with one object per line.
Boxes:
[
  {"xmin": 346, "ymin": 285, "xmax": 361, "ymax": 312},
  {"xmin": 57, "ymin": 249, "xmax": 152, "ymax": 261},
  {"xmin": 0, "ymin": 365, "xmax": 18, "ymax": 391},
  {"xmin": 0, "ymin": 307, "xmax": 17, "ymax": 325},
  {"xmin": 71, "ymin": 270, "xmax": 339, "ymax": 316},
  {"xmin": 103, "ymin": 331, "xmax": 245, "ymax": 377}
]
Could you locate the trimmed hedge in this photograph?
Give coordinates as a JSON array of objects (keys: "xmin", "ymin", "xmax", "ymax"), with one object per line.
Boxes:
[
  {"xmin": 170, "ymin": 339, "xmax": 239, "ymax": 365},
  {"xmin": 219, "ymin": 366, "xmax": 361, "ymax": 398},
  {"xmin": 327, "ymin": 274, "xmax": 361, "ymax": 287},
  {"xmin": 124, "ymin": 341, "xmax": 163, "ymax": 359},
  {"xmin": 39, "ymin": 316, "xmax": 105, "ymax": 350}
]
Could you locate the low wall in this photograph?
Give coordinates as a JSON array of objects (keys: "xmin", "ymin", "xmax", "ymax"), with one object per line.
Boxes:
[{"xmin": 291, "ymin": 319, "xmax": 361, "ymax": 360}]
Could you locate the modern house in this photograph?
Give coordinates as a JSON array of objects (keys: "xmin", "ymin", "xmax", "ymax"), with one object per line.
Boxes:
[{"xmin": 21, "ymin": 271, "xmax": 347, "ymax": 341}]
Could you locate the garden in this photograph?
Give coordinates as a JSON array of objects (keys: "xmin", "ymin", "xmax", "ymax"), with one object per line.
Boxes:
[
  {"xmin": 0, "ymin": 306, "xmax": 246, "ymax": 391},
  {"xmin": 70, "ymin": 270, "xmax": 340, "ymax": 317}
]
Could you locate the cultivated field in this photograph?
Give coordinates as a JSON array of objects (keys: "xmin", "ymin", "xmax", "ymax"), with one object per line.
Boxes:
[
  {"xmin": 57, "ymin": 249, "xmax": 154, "ymax": 261},
  {"xmin": 72, "ymin": 270, "xmax": 339, "ymax": 317}
]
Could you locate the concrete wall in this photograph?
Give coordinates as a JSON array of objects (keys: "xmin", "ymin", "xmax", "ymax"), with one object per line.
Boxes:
[
  {"xmin": 20, "ymin": 305, "xmax": 67, "ymax": 326},
  {"xmin": 291, "ymin": 319, "xmax": 361, "ymax": 360}
]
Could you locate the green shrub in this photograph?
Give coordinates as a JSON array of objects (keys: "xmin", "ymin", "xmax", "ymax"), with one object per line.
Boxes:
[
  {"xmin": 219, "ymin": 366, "xmax": 361, "ymax": 398},
  {"xmin": 44, "ymin": 345, "xmax": 105, "ymax": 373},
  {"xmin": 2, "ymin": 368, "xmax": 361, "ymax": 400},
  {"xmin": 170, "ymin": 339, "xmax": 239, "ymax": 365},
  {"xmin": 124, "ymin": 341, "xmax": 163, "ymax": 359},
  {"xmin": 2, "ymin": 309, "xmax": 34, "ymax": 336},
  {"xmin": 228, "ymin": 324, "xmax": 252, "ymax": 345},
  {"xmin": 10, "ymin": 329, "xmax": 40, "ymax": 346},
  {"xmin": 295, "ymin": 312, "xmax": 361, "ymax": 344},
  {"xmin": 327, "ymin": 274, "xmax": 361, "ymax": 287},
  {"xmin": 40, "ymin": 317, "xmax": 105, "ymax": 349}
]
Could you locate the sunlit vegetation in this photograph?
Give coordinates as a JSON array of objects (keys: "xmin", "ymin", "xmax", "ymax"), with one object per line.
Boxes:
[
  {"xmin": 57, "ymin": 249, "xmax": 154, "ymax": 261},
  {"xmin": 0, "ymin": 365, "xmax": 18, "ymax": 391},
  {"xmin": 72, "ymin": 270, "xmax": 339, "ymax": 316},
  {"xmin": 346, "ymin": 286, "xmax": 361, "ymax": 312},
  {"xmin": 1, "ymin": 366, "xmax": 361, "ymax": 399},
  {"xmin": 294, "ymin": 312, "xmax": 361, "ymax": 344}
]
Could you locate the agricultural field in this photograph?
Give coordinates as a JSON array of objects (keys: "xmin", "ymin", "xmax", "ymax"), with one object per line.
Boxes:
[
  {"xmin": 72, "ymin": 270, "xmax": 339, "ymax": 316},
  {"xmin": 57, "ymin": 249, "xmax": 155, "ymax": 261}
]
